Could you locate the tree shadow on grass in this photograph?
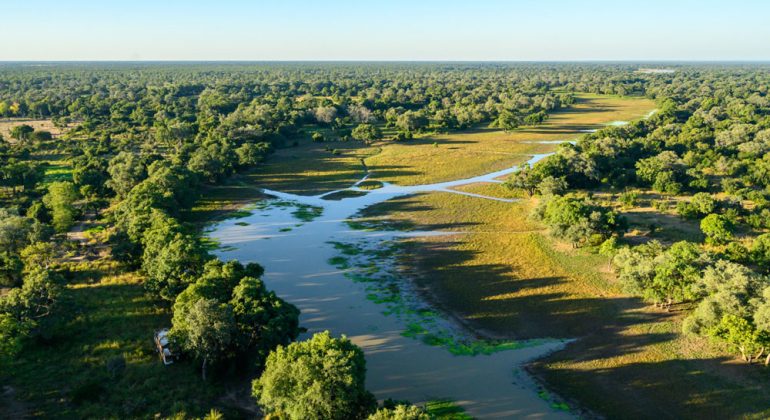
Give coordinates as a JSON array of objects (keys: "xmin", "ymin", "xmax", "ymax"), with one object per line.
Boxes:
[
  {"xmin": 518, "ymin": 124, "xmax": 600, "ymax": 135},
  {"xmin": 405, "ymin": 238, "xmax": 663, "ymax": 339},
  {"xmin": 252, "ymin": 159, "xmax": 421, "ymax": 195},
  {"xmin": 533, "ymin": 352, "xmax": 770, "ymax": 420},
  {"xmin": 354, "ymin": 194, "xmax": 481, "ymax": 232},
  {"xmin": 4, "ymin": 279, "xmax": 236, "ymax": 418}
]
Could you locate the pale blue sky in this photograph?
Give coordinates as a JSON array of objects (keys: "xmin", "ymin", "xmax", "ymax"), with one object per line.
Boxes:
[{"xmin": 2, "ymin": 0, "xmax": 768, "ymax": 61}]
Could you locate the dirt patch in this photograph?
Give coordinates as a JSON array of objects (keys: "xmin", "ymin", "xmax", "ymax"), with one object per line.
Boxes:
[{"xmin": 0, "ymin": 119, "xmax": 69, "ymax": 142}]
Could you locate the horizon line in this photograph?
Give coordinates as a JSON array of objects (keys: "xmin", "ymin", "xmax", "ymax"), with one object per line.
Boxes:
[{"xmin": 2, "ymin": 59, "xmax": 770, "ymax": 64}]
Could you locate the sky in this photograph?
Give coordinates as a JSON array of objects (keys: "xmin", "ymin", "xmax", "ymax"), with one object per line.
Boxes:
[{"xmin": 2, "ymin": 0, "xmax": 769, "ymax": 61}]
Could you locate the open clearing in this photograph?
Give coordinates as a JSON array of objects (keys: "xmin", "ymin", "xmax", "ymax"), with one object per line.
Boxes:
[
  {"xmin": 364, "ymin": 94, "xmax": 656, "ymax": 186},
  {"xmin": 0, "ymin": 119, "xmax": 66, "ymax": 141},
  {"xmin": 233, "ymin": 94, "xmax": 655, "ymax": 198}
]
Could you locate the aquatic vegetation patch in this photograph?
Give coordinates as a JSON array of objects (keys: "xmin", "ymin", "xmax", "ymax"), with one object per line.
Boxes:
[
  {"xmin": 424, "ymin": 399, "xmax": 472, "ymax": 420},
  {"xmin": 328, "ymin": 256, "xmax": 350, "ymax": 269},
  {"xmin": 328, "ymin": 241, "xmax": 363, "ymax": 256},
  {"xmin": 537, "ymin": 389, "xmax": 571, "ymax": 412},
  {"xmin": 291, "ymin": 203, "xmax": 324, "ymax": 222},
  {"xmin": 345, "ymin": 219, "xmax": 379, "ymax": 231},
  {"xmin": 229, "ymin": 209, "xmax": 253, "ymax": 219},
  {"xmin": 330, "ymin": 237, "xmax": 532, "ymax": 356},
  {"xmin": 246, "ymin": 199, "xmax": 324, "ymax": 223}
]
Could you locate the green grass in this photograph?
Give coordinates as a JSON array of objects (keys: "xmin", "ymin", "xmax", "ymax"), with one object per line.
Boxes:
[
  {"xmin": 2, "ymin": 261, "xmax": 231, "ymax": 418},
  {"xmin": 42, "ymin": 163, "xmax": 73, "ymax": 184},
  {"xmin": 320, "ymin": 189, "xmax": 368, "ymax": 200},
  {"xmin": 357, "ymin": 180, "xmax": 384, "ymax": 190},
  {"xmin": 238, "ymin": 139, "xmax": 378, "ymax": 195}
]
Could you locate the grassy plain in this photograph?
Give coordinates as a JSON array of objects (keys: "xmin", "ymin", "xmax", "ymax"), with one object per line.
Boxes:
[
  {"xmin": 223, "ymin": 94, "xmax": 656, "ymax": 198},
  {"xmin": 356, "ymin": 185, "xmax": 770, "ymax": 418},
  {"xmin": 354, "ymin": 190, "xmax": 620, "ymax": 338},
  {"xmin": 532, "ymin": 311, "xmax": 770, "ymax": 419},
  {"xmin": 346, "ymin": 95, "xmax": 770, "ymax": 419},
  {"xmin": 364, "ymin": 94, "xmax": 656, "ymax": 186},
  {"xmin": 184, "ymin": 93, "xmax": 770, "ymax": 418},
  {"xmin": 238, "ymin": 142, "xmax": 377, "ymax": 195}
]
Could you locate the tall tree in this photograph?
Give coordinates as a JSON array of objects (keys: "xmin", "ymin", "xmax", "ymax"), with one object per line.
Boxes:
[
  {"xmin": 253, "ymin": 331, "xmax": 376, "ymax": 420},
  {"xmin": 172, "ymin": 298, "xmax": 234, "ymax": 380}
]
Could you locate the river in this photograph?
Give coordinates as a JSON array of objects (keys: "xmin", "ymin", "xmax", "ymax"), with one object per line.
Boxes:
[{"xmin": 206, "ymin": 150, "xmax": 580, "ymax": 418}]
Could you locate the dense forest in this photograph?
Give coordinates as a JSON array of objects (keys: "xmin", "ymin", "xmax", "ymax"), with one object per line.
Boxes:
[{"xmin": 2, "ymin": 62, "xmax": 770, "ymax": 418}]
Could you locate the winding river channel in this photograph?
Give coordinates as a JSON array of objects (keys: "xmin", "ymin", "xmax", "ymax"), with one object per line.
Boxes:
[{"xmin": 207, "ymin": 150, "xmax": 578, "ymax": 418}]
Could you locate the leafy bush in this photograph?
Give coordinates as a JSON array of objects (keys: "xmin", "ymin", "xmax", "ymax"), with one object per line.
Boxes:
[{"xmin": 533, "ymin": 194, "xmax": 626, "ymax": 247}]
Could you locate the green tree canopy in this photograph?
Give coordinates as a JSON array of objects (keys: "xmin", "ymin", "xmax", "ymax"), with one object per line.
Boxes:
[
  {"xmin": 700, "ymin": 213, "xmax": 734, "ymax": 245},
  {"xmin": 367, "ymin": 404, "xmax": 430, "ymax": 420},
  {"xmin": 253, "ymin": 331, "xmax": 376, "ymax": 420},
  {"xmin": 42, "ymin": 181, "xmax": 78, "ymax": 233},
  {"xmin": 172, "ymin": 298, "xmax": 235, "ymax": 380}
]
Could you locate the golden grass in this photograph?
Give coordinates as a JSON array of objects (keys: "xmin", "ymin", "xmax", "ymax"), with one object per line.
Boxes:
[
  {"xmin": 355, "ymin": 191, "xmax": 619, "ymax": 338},
  {"xmin": 347, "ymin": 95, "xmax": 770, "ymax": 418},
  {"xmin": 221, "ymin": 93, "xmax": 655, "ymax": 197},
  {"xmin": 359, "ymin": 188, "xmax": 770, "ymax": 418},
  {"xmin": 0, "ymin": 118, "xmax": 68, "ymax": 141},
  {"xmin": 532, "ymin": 312, "xmax": 770, "ymax": 419},
  {"xmin": 364, "ymin": 94, "xmax": 656, "ymax": 186},
  {"xmin": 449, "ymin": 182, "xmax": 528, "ymax": 200},
  {"xmin": 592, "ymin": 189, "xmax": 704, "ymax": 244},
  {"xmin": 241, "ymin": 141, "xmax": 377, "ymax": 195}
]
